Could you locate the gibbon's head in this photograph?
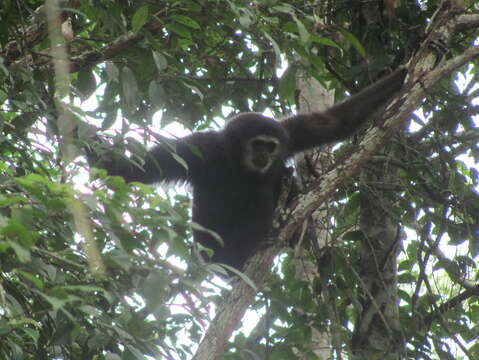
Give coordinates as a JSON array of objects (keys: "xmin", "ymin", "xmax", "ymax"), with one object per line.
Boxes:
[{"xmin": 223, "ymin": 113, "xmax": 289, "ymax": 174}]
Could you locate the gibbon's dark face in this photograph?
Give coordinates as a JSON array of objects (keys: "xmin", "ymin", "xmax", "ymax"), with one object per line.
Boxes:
[
  {"xmin": 244, "ymin": 135, "xmax": 281, "ymax": 173},
  {"xmin": 223, "ymin": 113, "xmax": 289, "ymax": 174}
]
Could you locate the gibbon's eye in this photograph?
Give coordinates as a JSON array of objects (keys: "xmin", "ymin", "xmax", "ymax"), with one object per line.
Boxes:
[{"xmin": 251, "ymin": 139, "xmax": 278, "ymax": 154}]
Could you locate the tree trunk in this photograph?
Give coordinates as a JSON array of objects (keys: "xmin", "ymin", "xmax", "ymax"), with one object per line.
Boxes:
[
  {"xmin": 351, "ymin": 161, "xmax": 405, "ymax": 359},
  {"xmin": 292, "ymin": 69, "xmax": 335, "ymax": 359}
]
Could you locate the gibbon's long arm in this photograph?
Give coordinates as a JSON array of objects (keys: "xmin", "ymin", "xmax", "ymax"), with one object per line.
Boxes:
[
  {"xmin": 87, "ymin": 131, "xmax": 219, "ymax": 184},
  {"xmin": 282, "ymin": 68, "xmax": 407, "ymax": 154}
]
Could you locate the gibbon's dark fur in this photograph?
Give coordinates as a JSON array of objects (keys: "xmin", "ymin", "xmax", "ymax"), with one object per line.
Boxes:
[{"xmin": 88, "ymin": 68, "xmax": 407, "ymax": 270}]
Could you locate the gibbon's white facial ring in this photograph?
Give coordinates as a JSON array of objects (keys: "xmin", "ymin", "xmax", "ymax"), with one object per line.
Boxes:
[{"xmin": 244, "ymin": 135, "xmax": 281, "ymax": 173}]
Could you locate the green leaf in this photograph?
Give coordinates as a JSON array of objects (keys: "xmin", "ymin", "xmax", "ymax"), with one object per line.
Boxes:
[
  {"xmin": 2, "ymin": 220, "xmax": 36, "ymax": 247},
  {"xmin": 398, "ymin": 273, "xmax": 416, "ymax": 283},
  {"xmin": 121, "ymin": 67, "xmax": 139, "ymax": 110},
  {"xmin": 0, "ymin": 321, "xmax": 12, "ymax": 336},
  {"xmin": 76, "ymin": 67, "xmax": 97, "ymax": 101},
  {"xmin": 0, "ymin": 196, "xmax": 26, "ymax": 207},
  {"xmin": 263, "ymin": 31, "xmax": 281, "ymax": 64},
  {"xmin": 278, "ymin": 66, "xmax": 296, "ymax": 100},
  {"xmin": 79, "ymin": 305, "xmax": 102, "ymax": 317},
  {"xmin": 166, "ymin": 23, "xmax": 192, "ymax": 39},
  {"xmin": 16, "ymin": 173, "xmax": 50, "ymax": 188},
  {"xmin": 152, "ymin": 51, "xmax": 168, "ymax": 72},
  {"xmin": 470, "ymin": 343, "xmax": 479, "ymax": 358},
  {"xmin": 132, "ymin": 5, "xmax": 149, "ymax": 33},
  {"xmin": 293, "ymin": 16, "xmax": 309, "ymax": 45},
  {"xmin": 171, "ymin": 153, "xmax": 188, "ymax": 171},
  {"xmin": 38, "ymin": 293, "xmax": 65, "ymax": 311},
  {"xmin": 105, "ymin": 61, "xmax": 119, "ymax": 82},
  {"xmin": 148, "ymin": 80, "xmax": 166, "ymax": 109},
  {"xmin": 126, "ymin": 345, "xmax": 146, "ymax": 360},
  {"xmin": 16, "ymin": 270, "xmax": 44, "ymax": 289},
  {"xmin": 0, "ymin": 88, "xmax": 7, "ymax": 103},
  {"xmin": 178, "ymin": 38, "xmax": 194, "ymax": 50},
  {"xmin": 7, "ymin": 240, "xmax": 31, "ymax": 262},
  {"xmin": 172, "ymin": 14, "xmax": 200, "ymax": 29},
  {"xmin": 183, "ymin": 82, "xmax": 204, "ymax": 100},
  {"xmin": 105, "ymin": 353, "xmax": 122, "ymax": 360},
  {"xmin": 271, "ymin": 4, "xmax": 296, "ymax": 14},
  {"xmin": 339, "ymin": 29, "xmax": 366, "ymax": 58},
  {"xmin": 102, "ymin": 107, "xmax": 118, "ymax": 129},
  {"xmin": 22, "ymin": 327, "xmax": 40, "ymax": 345},
  {"xmin": 343, "ymin": 192, "xmax": 360, "ymax": 218},
  {"xmin": 311, "ymin": 35, "xmax": 342, "ymax": 50}
]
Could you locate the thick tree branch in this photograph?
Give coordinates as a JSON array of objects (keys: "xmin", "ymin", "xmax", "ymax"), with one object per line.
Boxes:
[
  {"xmin": 6, "ymin": 11, "xmax": 164, "ymax": 72},
  {"xmin": 423, "ymin": 284, "xmax": 479, "ymax": 328},
  {"xmin": 455, "ymin": 13, "xmax": 479, "ymax": 32},
  {"xmin": 2, "ymin": 3, "xmax": 76, "ymax": 65},
  {"xmin": 69, "ymin": 22, "xmax": 165, "ymax": 72}
]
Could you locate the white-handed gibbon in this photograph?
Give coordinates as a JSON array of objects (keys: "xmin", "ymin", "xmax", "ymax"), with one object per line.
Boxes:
[{"xmin": 87, "ymin": 68, "xmax": 407, "ymax": 270}]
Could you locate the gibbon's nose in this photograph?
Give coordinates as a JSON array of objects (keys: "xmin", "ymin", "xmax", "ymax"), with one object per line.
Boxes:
[{"xmin": 253, "ymin": 152, "xmax": 270, "ymax": 169}]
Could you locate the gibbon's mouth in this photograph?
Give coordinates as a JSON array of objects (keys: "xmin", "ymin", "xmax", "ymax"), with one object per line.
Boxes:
[{"xmin": 252, "ymin": 152, "xmax": 272, "ymax": 171}]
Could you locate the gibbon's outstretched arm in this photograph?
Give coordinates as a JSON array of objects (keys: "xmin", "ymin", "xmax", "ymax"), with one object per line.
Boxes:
[
  {"xmin": 87, "ymin": 131, "xmax": 219, "ymax": 184},
  {"xmin": 282, "ymin": 68, "xmax": 407, "ymax": 154}
]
